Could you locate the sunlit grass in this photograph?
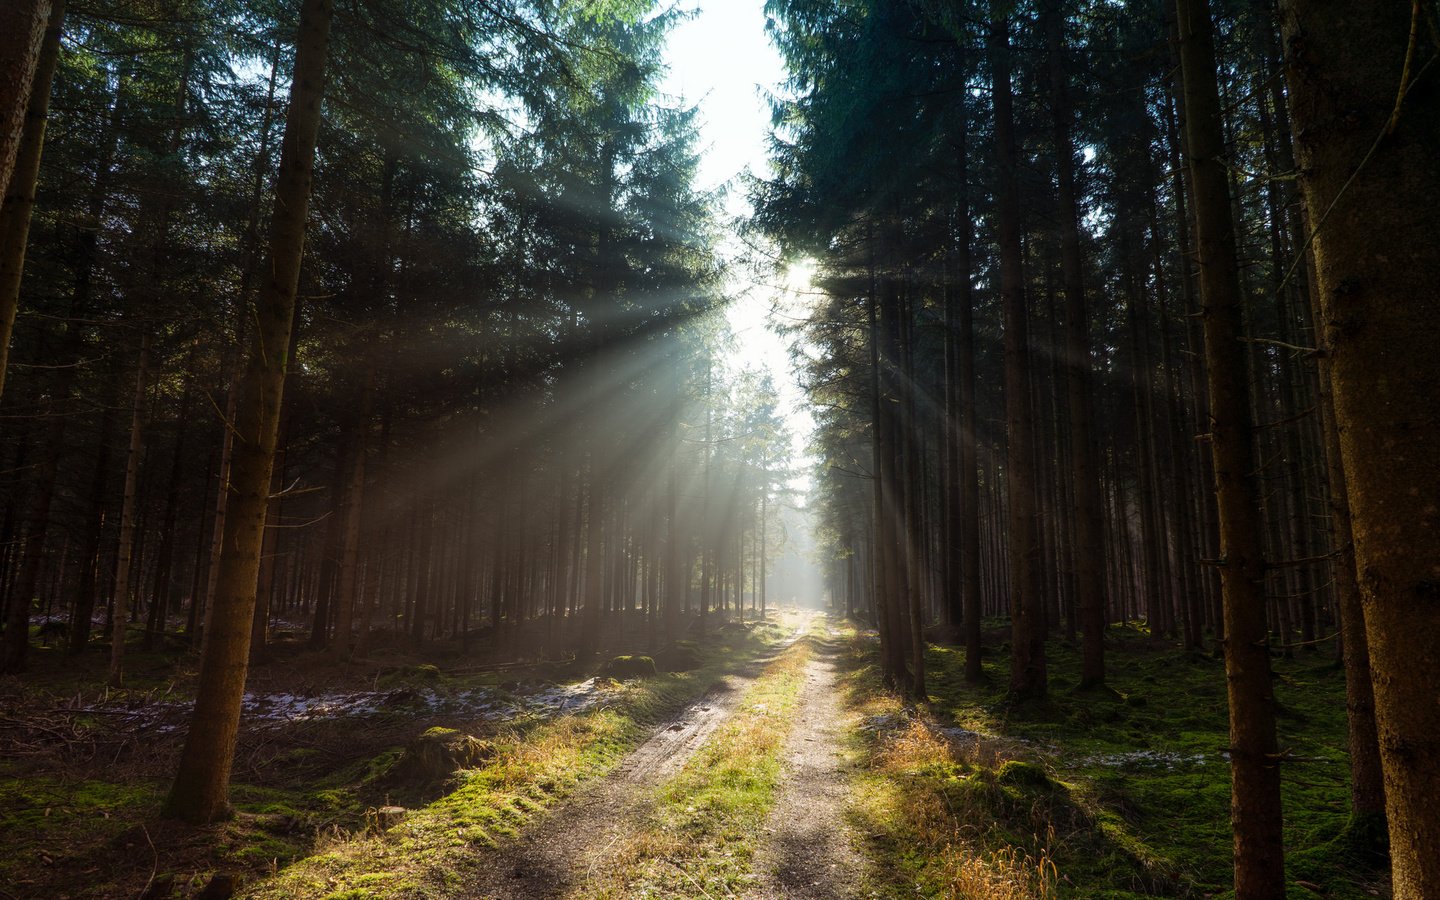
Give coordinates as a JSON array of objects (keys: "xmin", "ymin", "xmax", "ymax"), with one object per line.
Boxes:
[
  {"xmin": 840, "ymin": 624, "xmax": 1380, "ymax": 899},
  {"xmin": 241, "ymin": 625, "xmax": 798, "ymax": 899},
  {"xmin": 841, "ymin": 645, "xmax": 1060, "ymax": 900},
  {"xmin": 577, "ymin": 620, "xmax": 821, "ymax": 898}
]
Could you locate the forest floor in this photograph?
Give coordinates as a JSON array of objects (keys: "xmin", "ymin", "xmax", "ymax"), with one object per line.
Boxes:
[
  {"xmin": 0, "ymin": 613, "xmax": 1393, "ymax": 899},
  {"xmin": 453, "ymin": 613, "xmax": 870, "ymax": 900},
  {"xmin": 844, "ymin": 624, "xmax": 1393, "ymax": 900},
  {"xmin": 0, "ymin": 609, "xmax": 810, "ymax": 899}
]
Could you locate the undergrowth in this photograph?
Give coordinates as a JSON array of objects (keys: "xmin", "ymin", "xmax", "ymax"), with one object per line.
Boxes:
[{"xmin": 842, "ymin": 622, "xmax": 1387, "ymax": 899}]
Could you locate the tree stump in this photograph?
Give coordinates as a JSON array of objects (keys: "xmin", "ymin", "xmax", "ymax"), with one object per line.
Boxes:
[
  {"xmin": 375, "ymin": 805, "xmax": 407, "ymax": 831},
  {"xmin": 389, "ymin": 727, "xmax": 495, "ymax": 785}
]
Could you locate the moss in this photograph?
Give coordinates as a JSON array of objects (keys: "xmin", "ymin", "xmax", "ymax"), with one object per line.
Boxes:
[
  {"xmin": 995, "ymin": 760, "xmax": 1051, "ymax": 789},
  {"xmin": 655, "ymin": 642, "xmax": 703, "ymax": 672},
  {"xmin": 0, "ymin": 774, "xmax": 160, "ymax": 879},
  {"xmin": 602, "ymin": 654, "xmax": 657, "ymax": 678},
  {"xmin": 387, "ymin": 728, "xmax": 496, "ymax": 787},
  {"xmin": 376, "ymin": 663, "xmax": 443, "ymax": 689}
]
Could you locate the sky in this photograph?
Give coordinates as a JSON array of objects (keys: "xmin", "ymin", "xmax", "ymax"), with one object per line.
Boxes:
[{"xmin": 657, "ymin": 1, "xmax": 818, "ymax": 485}]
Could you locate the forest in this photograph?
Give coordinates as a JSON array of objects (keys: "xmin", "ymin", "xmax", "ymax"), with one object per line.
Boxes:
[{"xmin": 0, "ymin": 0, "xmax": 1435, "ymax": 897}]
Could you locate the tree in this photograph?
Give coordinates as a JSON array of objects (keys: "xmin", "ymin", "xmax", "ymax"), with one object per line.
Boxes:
[
  {"xmin": 1175, "ymin": 0, "xmax": 1284, "ymax": 893},
  {"xmin": 989, "ymin": 0, "xmax": 1046, "ymax": 701},
  {"xmin": 1280, "ymin": 1, "xmax": 1440, "ymax": 893},
  {"xmin": 164, "ymin": 0, "xmax": 335, "ymax": 823},
  {"xmin": 0, "ymin": 0, "xmax": 51, "ymax": 204},
  {"xmin": 0, "ymin": 0, "xmax": 63, "ymax": 674},
  {"xmin": 0, "ymin": 0, "xmax": 62, "ymax": 408},
  {"xmin": 1043, "ymin": 0, "xmax": 1106, "ymax": 689}
]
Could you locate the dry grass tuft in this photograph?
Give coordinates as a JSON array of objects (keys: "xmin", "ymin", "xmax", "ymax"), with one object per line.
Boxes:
[
  {"xmin": 840, "ymin": 640, "xmax": 1060, "ymax": 900},
  {"xmin": 941, "ymin": 842, "xmax": 1059, "ymax": 900}
]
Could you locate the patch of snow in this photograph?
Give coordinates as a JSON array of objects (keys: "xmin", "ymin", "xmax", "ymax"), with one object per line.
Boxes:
[
  {"xmin": 61, "ymin": 674, "xmax": 612, "ymax": 737},
  {"xmin": 1073, "ymin": 749, "xmax": 1215, "ymax": 770}
]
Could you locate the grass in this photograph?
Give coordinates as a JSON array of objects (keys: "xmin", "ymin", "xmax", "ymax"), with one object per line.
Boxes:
[
  {"xmin": 575, "ymin": 627, "xmax": 818, "ymax": 898},
  {"xmin": 841, "ymin": 622, "xmax": 1388, "ymax": 899},
  {"xmin": 243, "ymin": 614, "xmax": 801, "ymax": 899},
  {"xmin": 0, "ymin": 613, "xmax": 801, "ymax": 899}
]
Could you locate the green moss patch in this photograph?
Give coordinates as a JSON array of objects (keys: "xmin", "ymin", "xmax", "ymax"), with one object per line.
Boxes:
[{"xmin": 601, "ymin": 655, "xmax": 657, "ymax": 679}]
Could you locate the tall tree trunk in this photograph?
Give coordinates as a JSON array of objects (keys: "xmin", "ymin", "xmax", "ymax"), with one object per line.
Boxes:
[
  {"xmin": 989, "ymin": 1, "xmax": 1045, "ymax": 701},
  {"xmin": 0, "ymin": 0, "xmax": 62, "ymax": 403},
  {"xmin": 1175, "ymin": 0, "xmax": 1285, "ymax": 893},
  {"xmin": 0, "ymin": 0, "xmax": 50, "ymax": 208},
  {"xmin": 1044, "ymin": 0, "xmax": 1106, "ymax": 687},
  {"xmin": 163, "ymin": 0, "xmax": 334, "ymax": 824},
  {"xmin": 1308, "ymin": 245, "xmax": 1386, "ymax": 843},
  {"xmin": 108, "ymin": 334, "xmax": 150, "ymax": 685},
  {"xmin": 1279, "ymin": 2, "xmax": 1440, "ymax": 893},
  {"xmin": 72, "ymin": 390, "xmax": 118, "ymax": 653},
  {"xmin": 329, "ymin": 386, "xmax": 369, "ymax": 660},
  {"xmin": 949, "ymin": 114, "xmax": 983, "ymax": 685},
  {"xmin": 146, "ymin": 350, "xmax": 198, "ymax": 650}
]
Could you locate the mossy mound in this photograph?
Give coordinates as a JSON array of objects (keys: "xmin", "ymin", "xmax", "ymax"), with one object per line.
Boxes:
[
  {"xmin": 602, "ymin": 655, "xmax": 657, "ymax": 679},
  {"xmin": 655, "ymin": 642, "xmax": 703, "ymax": 672},
  {"xmin": 718, "ymin": 621, "xmax": 751, "ymax": 635},
  {"xmin": 387, "ymin": 727, "xmax": 495, "ymax": 785},
  {"xmin": 995, "ymin": 759, "xmax": 1052, "ymax": 789},
  {"xmin": 377, "ymin": 663, "xmax": 443, "ymax": 689}
]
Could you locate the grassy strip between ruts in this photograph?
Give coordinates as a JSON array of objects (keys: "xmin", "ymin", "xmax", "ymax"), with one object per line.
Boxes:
[
  {"xmin": 573, "ymin": 626, "xmax": 819, "ymax": 899},
  {"xmin": 234, "ymin": 616, "xmax": 801, "ymax": 899}
]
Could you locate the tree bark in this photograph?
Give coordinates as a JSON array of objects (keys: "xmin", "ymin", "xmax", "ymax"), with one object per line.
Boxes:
[
  {"xmin": 163, "ymin": 0, "xmax": 334, "ymax": 824},
  {"xmin": 108, "ymin": 334, "xmax": 150, "ymax": 685},
  {"xmin": 1175, "ymin": 0, "xmax": 1285, "ymax": 893},
  {"xmin": 1279, "ymin": 1, "xmax": 1440, "ymax": 892},
  {"xmin": 989, "ymin": 1, "xmax": 1045, "ymax": 701},
  {"xmin": 1044, "ymin": 0, "xmax": 1106, "ymax": 688},
  {"xmin": 0, "ymin": 0, "xmax": 50, "ymax": 208},
  {"xmin": 0, "ymin": 0, "xmax": 62, "ymax": 404}
]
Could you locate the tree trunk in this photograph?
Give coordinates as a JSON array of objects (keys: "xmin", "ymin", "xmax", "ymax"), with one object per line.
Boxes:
[
  {"xmin": 1279, "ymin": 1, "xmax": 1440, "ymax": 892},
  {"xmin": 0, "ymin": 0, "xmax": 50, "ymax": 207},
  {"xmin": 108, "ymin": 334, "xmax": 150, "ymax": 685},
  {"xmin": 163, "ymin": 0, "xmax": 334, "ymax": 824},
  {"xmin": 1309, "ymin": 245, "xmax": 1386, "ymax": 842},
  {"xmin": 989, "ymin": 1, "xmax": 1045, "ymax": 701},
  {"xmin": 330, "ymin": 382, "xmax": 370, "ymax": 660},
  {"xmin": 1044, "ymin": 0, "xmax": 1106, "ymax": 688},
  {"xmin": 1176, "ymin": 0, "xmax": 1285, "ymax": 893},
  {"xmin": 0, "ymin": 0, "xmax": 62, "ymax": 404}
]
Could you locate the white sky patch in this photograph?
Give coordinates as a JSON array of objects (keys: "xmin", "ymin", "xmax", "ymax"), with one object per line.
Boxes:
[{"xmin": 659, "ymin": 1, "xmax": 816, "ymax": 491}]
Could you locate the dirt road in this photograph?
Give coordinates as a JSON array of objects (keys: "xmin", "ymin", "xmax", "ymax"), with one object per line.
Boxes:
[
  {"xmin": 746, "ymin": 636, "xmax": 868, "ymax": 899},
  {"xmin": 461, "ymin": 622, "xmax": 868, "ymax": 900}
]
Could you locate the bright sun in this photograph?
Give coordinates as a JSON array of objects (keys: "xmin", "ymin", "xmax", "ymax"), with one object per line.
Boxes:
[{"xmin": 783, "ymin": 257, "xmax": 817, "ymax": 294}]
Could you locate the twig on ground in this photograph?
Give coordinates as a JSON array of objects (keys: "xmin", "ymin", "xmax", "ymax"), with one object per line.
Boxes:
[{"xmin": 135, "ymin": 824, "xmax": 157, "ymax": 900}]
